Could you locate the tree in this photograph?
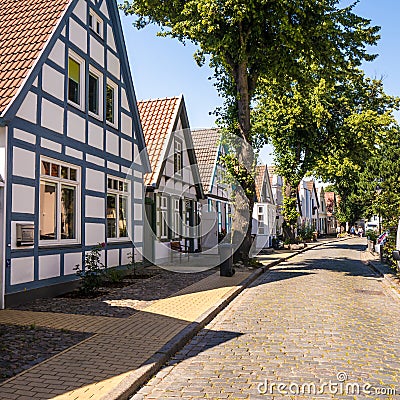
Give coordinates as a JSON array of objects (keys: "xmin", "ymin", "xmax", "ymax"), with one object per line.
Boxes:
[
  {"xmin": 122, "ymin": 0, "xmax": 379, "ymax": 258},
  {"xmin": 254, "ymin": 69, "xmax": 399, "ymax": 235},
  {"xmin": 359, "ymin": 127, "xmax": 400, "ymax": 229},
  {"xmin": 313, "ymin": 74, "xmax": 399, "ymax": 225}
]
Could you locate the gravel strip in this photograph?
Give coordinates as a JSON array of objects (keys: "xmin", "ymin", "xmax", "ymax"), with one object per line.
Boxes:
[
  {"xmin": 12, "ymin": 266, "xmax": 218, "ymax": 318},
  {"xmin": 0, "ymin": 324, "xmax": 91, "ymax": 383}
]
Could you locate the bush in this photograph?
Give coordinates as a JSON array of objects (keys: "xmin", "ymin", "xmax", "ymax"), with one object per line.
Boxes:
[
  {"xmin": 105, "ymin": 267, "xmax": 124, "ymax": 284},
  {"xmin": 74, "ymin": 243, "xmax": 106, "ymax": 295},
  {"xmin": 297, "ymin": 223, "xmax": 314, "ymax": 242},
  {"xmin": 366, "ymin": 229, "xmax": 378, "ymax": 243}
]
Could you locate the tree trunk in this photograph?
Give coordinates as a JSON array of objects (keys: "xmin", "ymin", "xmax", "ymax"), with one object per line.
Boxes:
[{"xmin": 232, "ymin": 60, "xmax": 256, "ymax": 262}]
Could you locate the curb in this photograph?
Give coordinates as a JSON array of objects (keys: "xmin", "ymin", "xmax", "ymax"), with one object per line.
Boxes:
[
  {"xmin": 102, "ymin": 237, "xmax": 349, "ymax": 400},
  {"xmin": 365, "ymin": 256, "xmax": 400, "ymax": 300}
]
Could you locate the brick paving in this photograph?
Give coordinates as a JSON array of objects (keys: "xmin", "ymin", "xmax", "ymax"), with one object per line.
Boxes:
[
  {"xmin": 132, "ymin": 238, "xmax": 400, "ymax": 399},
  {"xmin": 0, "ymin": 269, "xmax": 252, "ymax": 399}
]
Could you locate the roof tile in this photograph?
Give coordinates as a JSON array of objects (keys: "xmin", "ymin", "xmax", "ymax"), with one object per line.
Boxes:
[
  {"xmin": 137, "ymin": 97, "xmax": 180, "ymax": 186},
  {"xmin": 0, "ymin": 0, "xmax": 70, "ymax": 115},
  {"xmin": 191, "ymin": 128, "xmax": 221, "ymax": 193}
]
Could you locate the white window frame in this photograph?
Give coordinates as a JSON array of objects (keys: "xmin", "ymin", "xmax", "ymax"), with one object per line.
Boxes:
[
  {"xmin": 106, "ymin": 79, "xmax": 118, "ymax": 128},
  {"xmin": 89, "ymin": 9, "xmax": 103, "ymax": 37},
  {"xmin": 174, "ymin": 139, "xmax": 182, "ymax": 176},
  {"xmin": 217, "ymin": 201, "xmax": 222, "ymax": 233},
  {"xmin": 88, "ymin": 65, "xmax": 103, "ymax": 119},
  {"xmin": 67, "ymin": 50, "xmax": 85, "ymax": 110},
  {"xmin": 172, "ymin": 197, "xmax": 181, "ymax": 239},
  {"xmin": 258, "ymin": 206, "xmax": 265, "ymax": 235},
  {"xmin": 107, "ymin": 176, "xmax": 130, "ymax": 241},
  {"xmin": 158, "ymin": 194, "xmax": 168, "ymax": 240},
  {"xmin": 39, "ymin": 157, "xmax": 81, "ymax": 246}
]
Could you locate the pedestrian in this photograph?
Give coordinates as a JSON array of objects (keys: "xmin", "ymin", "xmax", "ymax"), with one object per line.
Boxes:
[
  {"xmin": 358, "ymin": 226, "xmax": 364, "ymax": 237},
  {"xmin": 336, "ymin": 225, "xmax": 341, "ymax": 238},
  {"xmin": 350, "ymin": 226, "xmax": 355, "ymax": 236}
]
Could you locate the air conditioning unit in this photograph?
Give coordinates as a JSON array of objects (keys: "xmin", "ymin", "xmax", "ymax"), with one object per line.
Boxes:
[{"xmin": 16, "ymin": 223, "xmax": 34, "ymax": 247}]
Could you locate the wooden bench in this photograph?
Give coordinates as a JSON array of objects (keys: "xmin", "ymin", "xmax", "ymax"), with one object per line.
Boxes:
[{"xmin": 170, "ymin": 241, "xmax": 190, "ymax": 262}]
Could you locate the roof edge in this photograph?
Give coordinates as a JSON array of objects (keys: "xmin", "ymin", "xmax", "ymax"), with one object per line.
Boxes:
[{"xmin": 1, "ymin": 0, "xmax": 73, "ymax": 119}]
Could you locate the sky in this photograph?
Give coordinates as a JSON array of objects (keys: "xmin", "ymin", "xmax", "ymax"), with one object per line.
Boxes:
[{"xmin": 120, "ymin": 0, "xmax": 400, "ymax": 165}]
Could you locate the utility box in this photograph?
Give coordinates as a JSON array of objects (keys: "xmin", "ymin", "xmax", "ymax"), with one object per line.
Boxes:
[{"xmin": 16, "ymin": 223, "xmax": 34, "ymax": 247}]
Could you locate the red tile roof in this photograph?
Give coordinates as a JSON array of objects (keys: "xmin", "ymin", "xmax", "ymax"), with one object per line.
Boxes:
[
  {"xmin": 137, "ymin": 97, "xmax": 180, "ymax": 186},
  {"xmin": 191, "ymin": 128, "xmax": 221, "ymax": 193},
  {"xmin": 255, "ymin": 165, "xmax": 266, "ymax": 203},
  {"xmin": 0, "ymin": 0, "xmax": 70, "ymax": 115}
]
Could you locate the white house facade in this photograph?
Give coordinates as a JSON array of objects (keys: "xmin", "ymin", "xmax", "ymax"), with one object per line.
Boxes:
[
  {"xmin": 0, "ymin": 0, "xmax": 150, "ymax": 307},
  {"xmin": 252, "ymin": 165, "xmax": 276, "ymax": 250},
  {"xmin": 138, "ymin": 96, "xmax": 203, "ymax": 264},
  {"xmin": 192, "ymin": 128, "xmax": 232, "ymax": 253}
]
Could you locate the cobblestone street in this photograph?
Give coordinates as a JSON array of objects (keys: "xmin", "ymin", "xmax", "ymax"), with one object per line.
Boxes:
[{"xmin": 133, "ymin": 239, "xmax": 400, "ymax": 399}]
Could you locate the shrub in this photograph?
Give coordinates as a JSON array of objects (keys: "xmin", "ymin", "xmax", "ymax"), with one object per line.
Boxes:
[
  {"xmin": 105, "ymin": 267, "xmax": 124, "ymax": 284},
  {"xmin": 297, "ymin": 223, "xmax": 314, "ymax": 242},
  {"xmin": 366, "ymin": 229, "xmax": 378, "ymax": 243},
  {"xmin": 74, "ymin": 243, "xmax": 106, "ymax": 295}
]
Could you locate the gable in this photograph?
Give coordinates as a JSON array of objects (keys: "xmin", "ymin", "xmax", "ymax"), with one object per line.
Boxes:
[
  {"xmin": 1, "ymin": 0, "xmax": 149, "ymax": 169},
  {"xmin": 191, "ymin": 128, "xmax": 221, "ymax": 193},
  {"xmin": 0, "ymin": 0, "xmax": 70, "ymax": 115},
  {"xmin": 138, "ymin": 97, "xmax": 180, "ymax": 186}
]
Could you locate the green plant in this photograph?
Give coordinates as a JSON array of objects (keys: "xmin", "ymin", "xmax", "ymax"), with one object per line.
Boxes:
[
  {"xmin": 297, "ymin": 223, "xmax": 314, "ymax": 242},
  {"xmin": 74, "ymin": 242, "xmax": 106, "ymax": 295},
  {"xmin": 127, "ymin": 251, "xmax": 137, "ymax": 277},
  {"xmin": 366, "ymin": 229, "xmax": 378, "ymax": 243},
  {"xmin": 105, "ymin": 267, "xmax": 124, "ymax": 284}
]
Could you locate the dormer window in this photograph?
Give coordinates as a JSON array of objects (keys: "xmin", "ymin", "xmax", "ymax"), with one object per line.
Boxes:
[{"xmin": 89, "ymin": 9, "xmax": 103, "ymax": 37}]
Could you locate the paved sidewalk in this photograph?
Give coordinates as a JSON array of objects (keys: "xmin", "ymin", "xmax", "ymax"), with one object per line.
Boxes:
[
  {"xmin": 132, "ymin": 238, "xmax": 400, "ymax": 399},
  {"xmin": 0, "ymin": 237, "xmax": 344, "ymax": 400}
]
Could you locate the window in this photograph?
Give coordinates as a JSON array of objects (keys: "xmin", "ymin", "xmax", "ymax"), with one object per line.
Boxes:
[
  {"xmin": 68, "ymin": 57, "xmax": 81, "ymax": 105},
  {"xmin": 258, "ymin": 206, "xmax": 265, "ymax": 235},
  {"xmin": 106, "ymin": 82, "xmax": 116, "ymax": 124},
  {"xmin": 172, "ymin": 198, "xmax": 181, "ymax": 238},
  {"xmin": 88, "ymin": 67, "xmax": 103, "ymax": 118},
  {"xmin": 158, "ymin": 195, "xmax": 168, "ymax": 239},
  {"xmin": 89, "ymin": 9, "xmax": 103, "ymax": 37},
  {"xmin": 225, "ymin": 203, "xmax": 231, "ymax": 233},
  {"xmin": 40, "ymin": 159, "xmax": 80, "ymax": 243},
  {"xmin": 174, "ymin": 140, "xmax": 182, "ymax": 175},
  {"xmin": 88, "ymin": 73, "xmax": 99, "ymax": 114},
  {"xmin": 107, "ymin": 177, "xmax": 129, "ymax": 239},
  {"xmin": 217, "ymin": 201, "xmax": 222, "ymax": 233}
]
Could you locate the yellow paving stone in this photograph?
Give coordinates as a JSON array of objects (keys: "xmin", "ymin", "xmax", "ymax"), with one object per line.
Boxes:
[{"xmin": 0, "ymin": 267, "xmax": 254, "ymax": 399}]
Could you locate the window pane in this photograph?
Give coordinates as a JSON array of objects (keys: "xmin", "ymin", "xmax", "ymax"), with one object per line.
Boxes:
[
  {"xmin": 106, "ymin": 84, "xmax": 114, "ymax": 123},
  {"xmin": 40, "ymin": 182, "xmax": 57, "ymax": 240},
  {"xmin": 89, "ymin": 14, "xmax": 93, "ymax": 28},
  {"xmin": 68, "ymin": 58, "xmax": 80, "ymax": 104},
  {"xmin": 41, "ymin": 161, "xmax": 50, "ymax": 176},
  {"xmin": 107, "ymin": 194, "xmax": 117, "ymax": 238},
  {"xmin": 69, "ymin": 169, "xmax": 77, "ymax": 181},
  {"xmin": 119, "ymin": 196, "xmax": 128, "ymax": 238},
  {"xmin": 61, "ymin": 185, "xmax": 76, "ymax": 239},
  {"xmin": 108, "ymin": 178, "xmax": 113, "ymax": 189},
  {"xmin": 88, "ymin": 73, "xmax": 99, "ymax": 114},
  {"xmin": 61, "ymin": 166, "xmax": 68, "ymax": 179},
  {"xmin": 51, "ymin": 163, "xmax": 59, "ymax": 177},
  {"xmin": 119, "ymin": 181, "xmax": 123, "ymax": 191}
]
